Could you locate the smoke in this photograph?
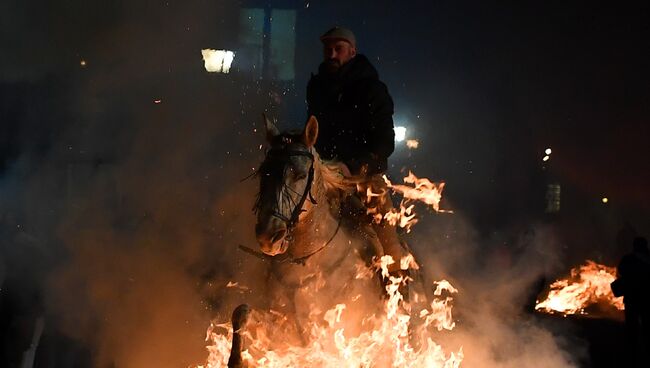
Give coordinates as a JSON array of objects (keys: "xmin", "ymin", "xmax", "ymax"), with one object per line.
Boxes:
[
  {"xmin": 0, "ymin": 1, "xmax": 275, "ymax": 367},
  {"xmin": 404, "ymin": 209, "xmax": 585, "ymax": 367},
  {"xmin": 42, "ymin": 109, "xmax": 264, "ymax": 367}
]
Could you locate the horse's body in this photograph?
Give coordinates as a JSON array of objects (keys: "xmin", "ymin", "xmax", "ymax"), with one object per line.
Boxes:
[
  {"xmin": 235, "ymin": 117, "xmax": 384, "ymax": 350},
  {"xmin": 255, "ymin": 116, "xmax": 385, "ymax": 333}
]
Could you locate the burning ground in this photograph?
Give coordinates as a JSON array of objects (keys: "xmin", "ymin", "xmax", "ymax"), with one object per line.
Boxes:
[{"xmin": 193, "ymin": 182, "xmax": 586, "ymax": 368}]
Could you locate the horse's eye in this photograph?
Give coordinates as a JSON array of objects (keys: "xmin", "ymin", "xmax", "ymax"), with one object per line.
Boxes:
[{"xmin": 296, "ymin": 173, "xmax": 307, "ymax": 180}]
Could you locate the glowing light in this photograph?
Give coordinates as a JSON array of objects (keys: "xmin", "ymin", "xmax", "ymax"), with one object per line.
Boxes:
[
  {"xmin": 201, "ymin": 49, "xmax": 235, "ymax": 73},
  {"xmin": 602, "ymin": 197, "xmax": 609, "ymax": 203},
  {"xmin": 153, "ymin": 99, "xmax": 162, "ymax": 104},
  {"xmin": 542, "ymin": 155, "xmax": 550, "ymax": 162},
  {"xmin": 79, "ymin": 60, "xmax": 87, "ymax": 67},
  {"xmin": 394, "ymin": 126, "xmax": 406, "ymax": 142},
  {"xmin": 545, "ymin": 148, "xmax": 552, "ymax": 155},
  {"xmin": 406, "ymin": 139, "xmax": 419, "ymax": 149}
]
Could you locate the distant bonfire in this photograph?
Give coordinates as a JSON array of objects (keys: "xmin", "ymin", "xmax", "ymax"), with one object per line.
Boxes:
[{"xmin": 535, "ymin": 260, "xmax": 624, "ymax": 316}]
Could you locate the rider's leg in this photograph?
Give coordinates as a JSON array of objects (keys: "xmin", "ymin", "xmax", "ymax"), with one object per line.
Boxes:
[
  {"xmin": 372, "ymin": 218, "xmax": 406, "ymax": 270},
  {"xmin": 368, "ymin": 175, "xmax": 408, "ymax": 271},
  {"xmin": 365, "ymin": 174, "xmax": 412, "ymax": 305}
]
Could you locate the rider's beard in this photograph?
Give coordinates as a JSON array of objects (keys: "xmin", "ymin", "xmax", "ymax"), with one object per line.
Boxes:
[{"xmin": 324, "ymin": 59, "xmax": 341, "ymax": 74}]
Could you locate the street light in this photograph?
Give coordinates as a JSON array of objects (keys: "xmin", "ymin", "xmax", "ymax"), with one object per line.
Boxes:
[
  {"xmin": 394, "ymin": 126, "xmax": 406, "ymax": 142},
  {"xmin": 201, "ymin": 49, "xmax": 235, "ymax": 73}
]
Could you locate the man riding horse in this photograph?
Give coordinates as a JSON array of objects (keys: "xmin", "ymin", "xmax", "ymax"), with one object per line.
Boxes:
[{"xmin": 307, "ymin": 27, "xmax": 406, "ymax": 271}]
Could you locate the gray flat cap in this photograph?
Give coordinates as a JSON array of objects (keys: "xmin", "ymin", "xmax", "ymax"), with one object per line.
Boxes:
[{"xmin": 320, "ymin": 27, "xmax": 356, "ymax": 48}]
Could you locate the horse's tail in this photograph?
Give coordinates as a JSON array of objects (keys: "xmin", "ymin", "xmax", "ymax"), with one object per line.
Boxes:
[{"xmin": 227, "ymin": 304, "xmax": 251, "ymax": 368}]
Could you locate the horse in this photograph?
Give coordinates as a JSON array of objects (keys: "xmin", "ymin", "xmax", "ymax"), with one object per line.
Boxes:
[{"xmin": 228, "ymin": 115, "xmax": 389, "ymax": 366}]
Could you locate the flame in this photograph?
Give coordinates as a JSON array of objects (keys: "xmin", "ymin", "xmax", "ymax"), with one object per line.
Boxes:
[
  {"xmin": 535, "ymin": 260, "xmax": 624, "ymax": 315},
  {"xmin": 197, "ymin": 171, "xmax": 457, "ymax": 366},
  {"xmin": 198, "ymin": 256, "xmax": 463, "ymax": 367},
  {"xmin": 358, "ymin": 170, "xmax": 450, "ymax": 234},
  {"xmin": 383, "ymin": 202, "xmax": 418, "ymax": 233},
  {"xmin": 384, "ymin": 172, "xmax": 452, "ymax": 214}
]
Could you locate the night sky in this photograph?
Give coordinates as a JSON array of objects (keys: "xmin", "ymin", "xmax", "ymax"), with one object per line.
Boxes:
[{"xmin": 1, "ymin": 1, "xmax": 649, "ymax": 366}]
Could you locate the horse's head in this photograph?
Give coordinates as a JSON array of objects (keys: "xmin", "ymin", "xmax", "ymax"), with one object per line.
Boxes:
[{"xmin": 254, "ymin": 115, "xmax": 319, "ymax": 256}]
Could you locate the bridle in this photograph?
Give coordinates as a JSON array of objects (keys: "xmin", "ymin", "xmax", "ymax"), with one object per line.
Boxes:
[
  {"xmin": 241, "ymin": 141, "xmax": 342, "ymax": 265},
  {"xmin": 265, "ymin": 146, "xmax": 318, "ymax": 232}
]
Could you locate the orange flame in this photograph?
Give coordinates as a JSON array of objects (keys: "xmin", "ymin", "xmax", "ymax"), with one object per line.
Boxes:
[
  {"xmin": 383, "ymin": 202, "xmax": 418, "ymax": 233},
  {"xmin": 198, "ymin": 256, "xmax": 462, "ymax": 367},
  {"xmin": 535, "ymin": 260, "xmax": 624, "ymax": 315},
  {"xmin": 384, "ymin": 172, "xmax": 452, "ymax": 214},
  {"xmin": 359, "ymin": 171, "xmax": 451, "ymax": 233},
  {"xmin": 197, "ymin": 171, "xmax": 457, "ymax": 366}
]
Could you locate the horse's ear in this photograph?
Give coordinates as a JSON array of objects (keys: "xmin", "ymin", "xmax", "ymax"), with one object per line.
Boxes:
[
  {"xmin": 263, "ymin": 113, "xmax": 279, "ymax": 142},
  {"xmin": 302, "ymin": 115, "xmax": 319, "ymax": 148}
]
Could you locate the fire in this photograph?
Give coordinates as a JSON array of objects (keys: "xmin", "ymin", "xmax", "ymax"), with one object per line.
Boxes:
[
  {"xmin": 535, "ymin": 260, "xmax": 624, "ymax": 315},
  {"xmin": 198, "ymin": 256, "xmax": 463, "ymax": 367},
  {"xmin": 197, "ymin": 171, "xmax": 458, "ymax": 366},
  {"xmin": 384, "ymin": 202, "xmax": 418, "ymax": 233},
  {"xmin": 357, "ymin": 171, "xmax": 451, "ymax": 233},
  {"xmin": 384, "ymin": 172, "xmax": 452, "ymax": 214}
]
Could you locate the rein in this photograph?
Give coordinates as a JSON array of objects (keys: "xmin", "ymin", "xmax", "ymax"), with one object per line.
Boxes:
[{"xmin": 238, "ymin": 216, "xmax": 341, "ymax": 266}]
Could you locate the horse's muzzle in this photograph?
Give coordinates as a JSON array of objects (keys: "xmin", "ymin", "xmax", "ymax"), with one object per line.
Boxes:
[{"xmin": 255, "ymin": 220, "xmax": 288, "ymax": 256}]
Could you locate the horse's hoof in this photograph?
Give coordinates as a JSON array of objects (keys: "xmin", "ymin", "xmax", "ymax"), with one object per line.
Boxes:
[{"xmin": 232, "ymin": 304, "xmax": 251, "ymax": 332}]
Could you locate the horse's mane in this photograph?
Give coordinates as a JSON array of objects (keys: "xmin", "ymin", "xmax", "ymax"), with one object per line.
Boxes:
[
  {"xmin": 253, "ymin": 130, "xmax": 364, "ymax": 212},
  {"xmin": 315, "ymin": 158, "xmax": 361, "ymax": 196}
]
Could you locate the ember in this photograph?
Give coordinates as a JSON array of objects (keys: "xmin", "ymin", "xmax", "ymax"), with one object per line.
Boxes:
[{"xmin": 535, "ymin": 260, "xmax": 624, "ymax": 316}]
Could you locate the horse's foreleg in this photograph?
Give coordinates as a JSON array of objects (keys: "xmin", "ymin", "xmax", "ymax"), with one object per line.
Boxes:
[
  {"xmin": 289, "ymin": 295, "xmax": 310, "ymax": 347},
  {"xmin": 228, "ymin": 304, "xmax": 251, "ymax": 368}
]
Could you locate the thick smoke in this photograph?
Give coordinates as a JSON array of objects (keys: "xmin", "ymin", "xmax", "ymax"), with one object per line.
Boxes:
[
  {"xmin": 405, "ymin": 211, "xmax": 585, "ymax": 367},
  {"xmin": 1, "ymin": 1, "xmax": 268, "ymax": 367}
]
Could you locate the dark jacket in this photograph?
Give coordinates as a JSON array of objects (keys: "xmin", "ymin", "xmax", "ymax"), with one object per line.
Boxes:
[
  {"xmin": 617, "ymin": 250, "xmax": 650, "ymax": 306},
  {"xmin": 307, "ymin": 54, "xmax": 394, "ymax": 175}
]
